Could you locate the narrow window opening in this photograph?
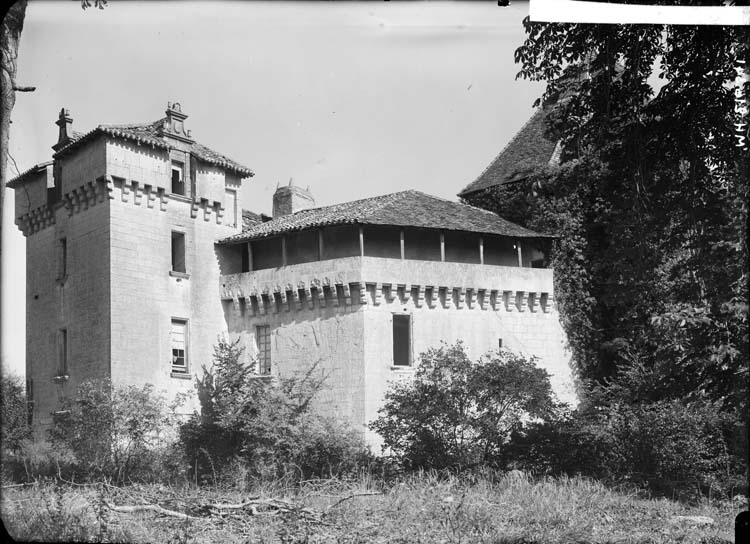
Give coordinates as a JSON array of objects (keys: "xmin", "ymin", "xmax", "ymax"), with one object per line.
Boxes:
[
  {"xmin": 57, "ymin": 329, "xmax": 68, "ymax": 376},
  {"xmin": 256, "ymin": 325, "xmax": 271, "ymax": 375},
  {"xmin": 171, "ymin": 161, "xmax": 185, "ymax": 195},
  {"xmin": 225, "ymin": 188, "xmax": 238, "ymax": 227},
  {"xmin": 392, "ymin": 314, "xmax": 411, "ymax": 366},
  {"xmin": 171, "ymin": 319, "xmax": 188, "ymax": 373},
  {"xmin": 58, "ymin": 238, "xmax": 67, "ymax": 280},
  {"xmin": 171, "ymin": 231, "xmax": 186, "ymax": 273}
]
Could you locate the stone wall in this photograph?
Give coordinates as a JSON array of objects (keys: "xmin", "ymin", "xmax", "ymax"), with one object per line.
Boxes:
[
  {"xmin": 220, "ymin": 256, "xmax": 576, "ymax": 448},
  {"xmin": 107, "ymin": 147, "xmax": 244, "ymax": 414},
  {"xmin": 25, "ymin": 198, "xmax": 111, "ymax": 428}
]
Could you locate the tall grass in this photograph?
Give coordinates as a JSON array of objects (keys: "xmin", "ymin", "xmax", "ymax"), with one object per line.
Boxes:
[{"xmin": 1, "ymin": 471, "xmax": 739, "ymax": 543}]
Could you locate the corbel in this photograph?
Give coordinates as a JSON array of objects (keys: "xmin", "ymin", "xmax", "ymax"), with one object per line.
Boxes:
[
  {"xmin": 401, "ymin": 284, "xmax": 411, "ymax": 304},
  {"xmin": 358, "ymin": 283, "xmax": 368, "ymax": 305},
  {"xmin": 529, "ymin": 292, "xmax": 539, "ymax": 313},
  {"xmin": 416, "ymin": 285, "xmax": 425, "ymax": 308},
  {"xmin": 504, "ymin": 291, "xmax": 515, "ymax": 312},
  {"xmin": 443, "ymin": 287, "xmax": 453, "ymax": 309},
  {"xmin": 145, "ymin": 185, "xmax": 156, "ymax": 208},
  {"xmin": 374, "ymin": 283, "xmax": 382, "ymax": 305},
  {"xmin": 133, "ymin": 181, "xmax": 143, "ymax": 206},
  {"xmin": 121, "ymin": 179, "xmax": 131, "ymax": 202},
  {"xmin": 342, "ymin": 283, "xmax": 352, "ymax": 306},
  {"xmin": 517, "ymin": 291, "xmax": 528, "ymax": 312},
  {"xmin": 544, "ymin": 293, "xmax": 555, "ymax": 313},
  {"xmin": 158, "ymin": 188, "xmax": 168, "ymax": 211}
]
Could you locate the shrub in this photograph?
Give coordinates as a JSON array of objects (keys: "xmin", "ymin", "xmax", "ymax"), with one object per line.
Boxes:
[
  {"xmin": 506, "ymin": 399, "xmax": 744, "ymax": 499},
  {"xmin": 180, "ymin": 338, "xmax": 372, "ymax": 486},
  {"xmin": 1, "ymin": 374, "xmax": 31, "ymax": 453},
  {"xmin": 48, "ymin": 380, "xmax": 182, "ymax": 484},
  {"xmin": 370, "ymin": 342, "xmax": 557, "ymax": 471}
]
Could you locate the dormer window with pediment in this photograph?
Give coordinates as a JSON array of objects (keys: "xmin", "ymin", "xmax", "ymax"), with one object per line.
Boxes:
[{"xmin": 160, "ymin": 102, "xmax": 194, "ymax": 144}]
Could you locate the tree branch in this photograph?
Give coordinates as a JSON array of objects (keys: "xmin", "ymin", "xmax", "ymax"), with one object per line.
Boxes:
[{"xmin": 12, "ymin": 84, "xmax": 34, "ymax": 92}]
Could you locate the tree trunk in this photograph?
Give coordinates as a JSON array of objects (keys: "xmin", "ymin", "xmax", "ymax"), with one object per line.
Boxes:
[{"xmin": 1, "ymin": 0, "xmax": 29, "ymax": 367}]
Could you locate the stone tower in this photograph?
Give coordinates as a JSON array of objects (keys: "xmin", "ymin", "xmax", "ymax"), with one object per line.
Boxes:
[{"xmin": 8, "ymin": 103, "xmax": 254, "ymax": 427}]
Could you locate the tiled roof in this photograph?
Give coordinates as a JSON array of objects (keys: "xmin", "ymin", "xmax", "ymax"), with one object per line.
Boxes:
[
  {"xmin": 221, "ymin": 190, "xmax": 552, "ymax": 244},
  {"xmin": 53, "ymin": 118, "xmax": 254, "ymax": 176},
  {"xmin": 242, "ymin": 209, "xmax": 264, "ymax": 230},
  {"xmin": 458, "ymin": 108, "xmax": 559, "ymax": 198},
  {"xmin": 6, "ymin": 161, "xmax": 53, "ymax": 188}
]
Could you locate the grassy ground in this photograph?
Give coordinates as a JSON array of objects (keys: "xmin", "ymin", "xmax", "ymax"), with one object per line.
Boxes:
[{"xmin": 0, "ymin": 471, "xmax": 743, "ymax": 543}]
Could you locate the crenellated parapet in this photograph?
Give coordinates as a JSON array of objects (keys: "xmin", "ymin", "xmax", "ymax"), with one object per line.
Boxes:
[{"xmin": 220, "ymin": 257, "xmax": 558, "ymax": 317}]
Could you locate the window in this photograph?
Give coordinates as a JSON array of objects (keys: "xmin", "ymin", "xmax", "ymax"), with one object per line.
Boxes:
[
  {"xmin": 225, "ymin": 188, "xmax": 238, "ymax": 228},
  {"xmin": 171, "ymin": 231, "xmax": 186, "ymax": 273},
  {"xmin": 171, "ymin": 161, "xmax": 185, "ymax": 195},
  {"xmin": 57, "ymin": 329, "xmax": 68, "ymax": 376},
  {"xmin": 392, "ymin": 314, "xmax": 411, "ymax": 366},
  {"xmin": 57, "ymin": 238, "xmax": 67, "ymax": 280},
  {"xmin": 256, "ymin": 325, "xmax": 271, "ymax": 375},
  {"xmin": 171, "ymin": 319, "xmax": 188, "ymax": 373}
]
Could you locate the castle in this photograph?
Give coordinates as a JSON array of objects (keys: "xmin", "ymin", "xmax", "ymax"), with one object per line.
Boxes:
[{"xmin": 9, "ymin": 103, "xmax": 574, "ymax": 446}]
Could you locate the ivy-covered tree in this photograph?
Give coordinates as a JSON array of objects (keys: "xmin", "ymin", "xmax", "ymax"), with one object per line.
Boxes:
[{"xmin": 466, "ymin": 8, "xmax": 748, "ymax": 417}]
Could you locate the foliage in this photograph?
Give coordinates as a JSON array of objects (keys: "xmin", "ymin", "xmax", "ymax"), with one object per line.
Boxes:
[
  {"xmin": 510, "ymin": 401, "xmax": 745, "ymax": 501},
  {"xmin": 180, "ymin": 338, "xmax": 371, "ymax": 486},
  {"xmin": 370, "ymin": 342, "xmax": 557, "ymax": 471},
  {"xmin": 48, "ymin": 379, "xmax": 181, "ymax": 484},
  {"xmin": 465, "ymin": 8, "xmax": 749, "ymax": 419},
  {"xmin": 0, "ymin": 373, "xmax": 31, "ymax": 453}
]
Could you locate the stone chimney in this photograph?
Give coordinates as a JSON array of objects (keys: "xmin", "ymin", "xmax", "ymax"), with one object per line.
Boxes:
[
  {"xmin": 273, "ymin": 179, "xmax": 315, "ymax": 218},
  {"xmin": 52, "ymin": 108, "xmax": 73, "ymax": 151}
]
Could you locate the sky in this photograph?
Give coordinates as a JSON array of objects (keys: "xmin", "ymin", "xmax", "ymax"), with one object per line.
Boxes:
[{"xmin": 1, "ymin": 0, "xmax": 543, "ymax": 376}]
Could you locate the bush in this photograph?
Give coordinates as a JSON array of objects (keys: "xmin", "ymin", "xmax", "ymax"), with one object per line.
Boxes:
[
  {"xmin": 505, "ymin": 399, "xmax": 745, "ymax": 499},
  {"xmin": 180, "ymin": 338, "xmax": 372, "ymax": 486},
  {"xmin": 370, "ymin": 342, "xmax": 558, "ymax": 471},
  {"xmin": 48, "ymin": 380, "xmax": 182, "ymax": 484},
  {"xmin": 1, "ymin": 374, "xmax": 31, "ymax": 453}
]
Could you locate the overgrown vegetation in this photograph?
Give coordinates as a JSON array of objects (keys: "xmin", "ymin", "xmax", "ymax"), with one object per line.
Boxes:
[
  {"xmin": 462, "ymin": 9, "xmax": 748, "ymax": 501},
  {"xmin": 179, "ymin": 338, "xmax": 372, "ymax": 487},
  {"xmin": 1, "ymin": 471, "xmax": 740, "ymax": 544},
  {"xmin": 371, "ymin": 343, "xmax": 556, "ymax": 471}
]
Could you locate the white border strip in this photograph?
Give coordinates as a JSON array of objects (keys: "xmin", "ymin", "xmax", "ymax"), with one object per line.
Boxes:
[{"xmin": 530, "ymin": 0, "xmax": 750, "ymax": 26}]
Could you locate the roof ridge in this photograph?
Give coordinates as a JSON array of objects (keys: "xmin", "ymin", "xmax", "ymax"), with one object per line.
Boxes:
[{"xmin": 98, "ymin": 117, "xmax": 165, "ymax": 130}]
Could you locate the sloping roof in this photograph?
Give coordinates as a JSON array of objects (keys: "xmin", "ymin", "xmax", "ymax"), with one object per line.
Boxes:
[
  {"xmin": 53, "ymin": 118, "xmax": 254, "ymax": 176},
  {"xmin": 242, "ymin": 209, "xmax": 264, "ymax": 230},
  {"xmin": 6, "ymin": 161, "xmax": 53, "ymax": 188},
  {"xmin": 221, "ymin": 190, "xmax": 551, "ymax": 244},
  {"xmin": 458, "ymin": 108, "xmax": 558, "ymax": 198}
]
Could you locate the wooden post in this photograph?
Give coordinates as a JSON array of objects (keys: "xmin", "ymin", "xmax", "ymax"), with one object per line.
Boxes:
[
  {"xmin": 479, "ymin": 236, "xmax": 484, "ymax": 265},
  {"xmin": 517, "ymin": 240, "xmax": 522, "ymax": 267},
  {"xmin": 359, "ymin": 226, "xmax": 364, "ymax": 257},
  {"xmin": 247, "ymin": 242, "xmax": 254, "ymax": 272},
  {"xmin": 400, "ymin": 229, "xmax": 405, "ymax": 260},
  {"xmin": 318, "ymin": 229, "xmax": 324, "ymax": 261},
  {"xmin": 282, "ymin": 235, "xmax": 287, "ymax": 266},
  {"xmin": 440, "ymin": 232, "xmax": 445, "ymax": 262}
]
